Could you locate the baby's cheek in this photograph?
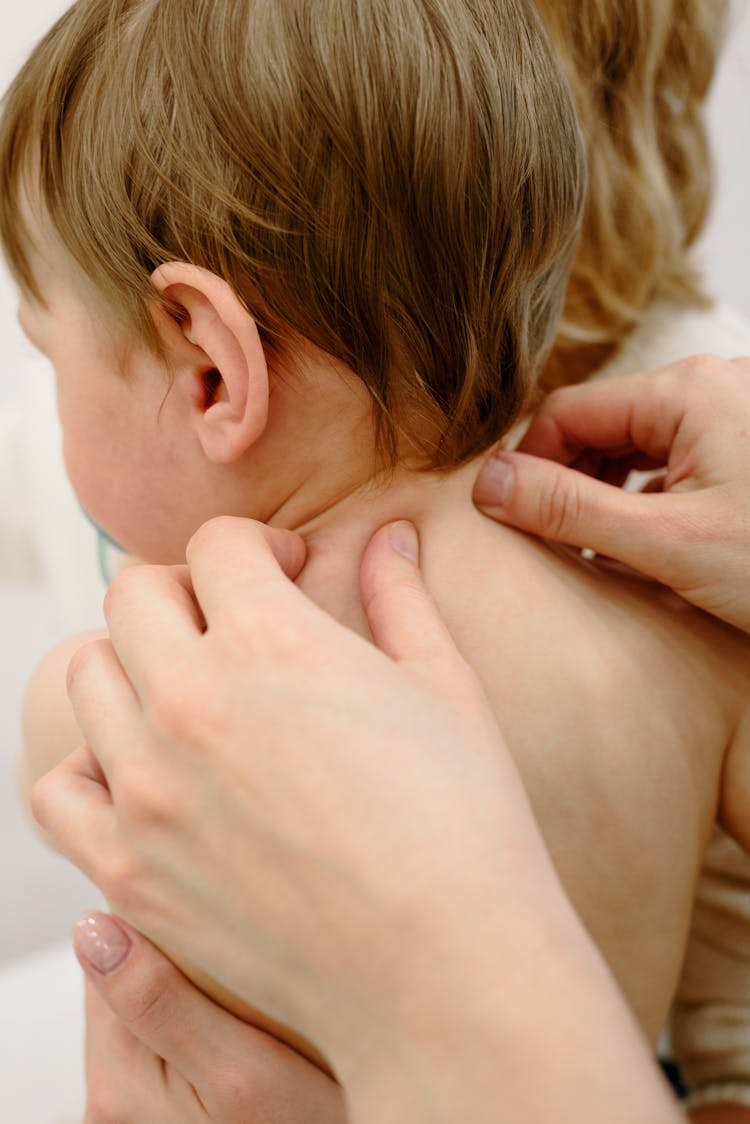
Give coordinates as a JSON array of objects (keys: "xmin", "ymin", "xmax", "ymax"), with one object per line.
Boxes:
[
  {"xmin": 60, "ymin": 412, "xmax": 218, "ymax": 564},
  {"xmin": 60, "ymin": 436, "xmax": 139, "ymax": 557},
  {"xmin": 98, "ymin": 495, "xmax": 196, "ymax": 567},
  {"xmin": 61, "ymin": 436, "xmax": 109, "ymax": 522}
]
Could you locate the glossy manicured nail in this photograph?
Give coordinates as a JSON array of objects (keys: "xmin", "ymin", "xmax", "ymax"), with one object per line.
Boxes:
[{"xmin": 74, "ymin": 912, "xmax": 133, "ymax": 976}]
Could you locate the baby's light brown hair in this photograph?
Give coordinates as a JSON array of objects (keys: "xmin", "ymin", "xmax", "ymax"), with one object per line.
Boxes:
[{"xmin": 0, "ymin": 0, "xmax": 585, "ymax": 467}]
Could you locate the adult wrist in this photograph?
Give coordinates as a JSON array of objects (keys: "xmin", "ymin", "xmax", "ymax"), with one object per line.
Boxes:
[{"xmin": 341, "ymin": 897, "xmax": 683, "ymax": 1124}]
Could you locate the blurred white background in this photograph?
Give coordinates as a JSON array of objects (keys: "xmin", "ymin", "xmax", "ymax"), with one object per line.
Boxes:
[
  {"xmin": 0, "ymin": 0, "xmax": 749, "ymax": 1119},
  {"xmin": 0, "ymin": 2, "xmax": 104, "ymax": 973}
]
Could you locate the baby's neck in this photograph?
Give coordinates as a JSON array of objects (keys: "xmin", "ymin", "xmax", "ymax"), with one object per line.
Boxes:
[{"xmin": 285, "ymin": 460, "xmax": 481, "ymax": 633}]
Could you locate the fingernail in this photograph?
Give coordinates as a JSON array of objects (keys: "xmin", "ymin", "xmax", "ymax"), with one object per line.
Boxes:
[
  {"xmin": 389, "ymin": 521, "xmax": 419, "ymax": 563},
  {"xmin": 474, "ymin": 452, "xmax": 515, "ymax": 508},
  {"xmin": 74, "ymin": 912, "xmax": 133, "ymax": 976}
]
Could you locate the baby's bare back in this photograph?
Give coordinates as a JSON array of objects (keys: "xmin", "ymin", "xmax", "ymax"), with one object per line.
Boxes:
[
  {"xmin": 179, "ymin": 481, "xmax": 750, "ymax": 1066},
  {"xmin": 21, "ymin": 467, "xmax": 750, "ymax": 1070},
  {"xmin": 421, "ymin": 498, "xmax": 750, "ymax": 1043}
]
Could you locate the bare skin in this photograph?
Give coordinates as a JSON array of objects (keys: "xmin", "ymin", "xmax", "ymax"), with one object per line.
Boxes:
[
  {"xmin": 18, "ymin": 226, "xmax": 750, "ymax": 1084},
  {"xmin": 15, "ymin": 256, "xmax": 750, "ymax": 1116},
  {"xmin": 25, "ymin": 457, "xmax": 750, "ymax": 1062},
  {"xmin": 37, "ymin": 520, "xmax": 687, "ymax": 1124}
]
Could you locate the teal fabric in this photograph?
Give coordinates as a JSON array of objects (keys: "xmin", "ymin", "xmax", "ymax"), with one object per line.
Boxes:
[{"xmin": 78, "ymin": 505, "xmax": 126, "ymax": 585}]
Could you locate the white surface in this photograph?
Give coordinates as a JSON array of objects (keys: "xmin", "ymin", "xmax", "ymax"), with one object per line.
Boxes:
[
  {"xmin": 0, "ymin": 585, "xmax": 101, "ymax": 967},
  {"xmin": 0, "ymin": 352, "xmax": 106, "ymax": 974},
  {"xmin": 702, "ymin": 2, "xmax": 750, "ymax": 317},
  {"xmin": 0, "ymin": 943, "xmax": 86, "ymax": 1123}
]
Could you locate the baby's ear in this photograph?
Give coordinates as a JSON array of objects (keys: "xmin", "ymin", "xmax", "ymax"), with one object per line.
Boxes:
[{"xmin": 151, "ymin": 262, "xmax": 269, "ymax": 465}]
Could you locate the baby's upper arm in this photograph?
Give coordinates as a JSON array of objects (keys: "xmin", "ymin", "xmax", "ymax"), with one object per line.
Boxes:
[{"xmin": 20, "ymin": 630, "xmax": 107, "ymax": 803}]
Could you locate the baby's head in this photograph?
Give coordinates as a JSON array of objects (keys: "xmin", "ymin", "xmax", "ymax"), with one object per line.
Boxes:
[{"xmin": 0, "ymin": 0, "xmax": 585, "ymax": 560}]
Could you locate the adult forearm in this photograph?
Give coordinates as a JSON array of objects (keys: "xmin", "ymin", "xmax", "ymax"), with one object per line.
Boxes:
[
  {"xmin": 344, "ymin": 912, "xmax": 683, "ymax": 1124},
  {"xmin": 350, "ymin": 993, "xmax": 683, "ymax": 1124}
]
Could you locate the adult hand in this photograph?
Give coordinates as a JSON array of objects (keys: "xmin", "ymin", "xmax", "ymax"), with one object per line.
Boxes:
[
  {"xmin": 32, "ymin": 520, "xmax": 682, "ymax": 1124},
  {"xmin": 474, "ymin": 355, "xmax": 750, "ymax": 633},
  {"xmin": 33, "ymin": 519, "xmax": 558, "ymax": 1077},
  {"xmin": 77, "ymin": 912, "xmax": 346, "ymax": 1124}
]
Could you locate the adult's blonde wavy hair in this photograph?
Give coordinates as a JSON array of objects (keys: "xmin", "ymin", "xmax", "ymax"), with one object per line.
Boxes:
[
  {"xmin": 538, "ymin": 0, "xmax": 729, "ymax": 389},
  {"xmin": 0, "ymin": 0, "xmax": 585, "ymax": 467}
]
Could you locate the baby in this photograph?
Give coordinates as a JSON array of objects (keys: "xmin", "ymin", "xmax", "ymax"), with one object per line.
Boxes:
[{"xmin": 5, "ymin": 0, "xmax": 750, "ymax": 1098}]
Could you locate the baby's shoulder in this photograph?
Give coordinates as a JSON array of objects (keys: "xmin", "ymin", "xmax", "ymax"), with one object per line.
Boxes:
[{"xmin": 426, "ymin": 505, "xmax": 748, "ymax": 762}]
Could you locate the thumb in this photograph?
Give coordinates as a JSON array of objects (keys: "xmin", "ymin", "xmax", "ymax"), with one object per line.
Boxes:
[
  {"xmin": 73, "ymin": 911, "xmax": 228, "ymax": 1079},
  {"xmin": 474, "ymin": 450, "xmax": 682, "ymax": 583},
  {"xmin": 360, "ymin": 521, "xmax": 465, "ymax": 680}
]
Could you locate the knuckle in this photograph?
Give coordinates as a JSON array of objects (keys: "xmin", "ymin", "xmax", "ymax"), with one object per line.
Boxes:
[
  {"xmin": 541, "ymin": 382, "xmax": 584, "ymax": 423},
  {"xmin": 144, "ymin": 670, "xmax": 232, "ymax": 757},
  {"xmin": 536, "ymin": 467, "xmax": 584, "ymax": 540},
  {"xmin": 529, "ymin": 388, "xmax": 568, "ymax": 436},
  {"xmin": 678, "ymin": 352, "xmax": 727, "ymax": 388},
  {"xmin": 148, "ymin": 680, "xmax": 191, "ymax": 739},
  {"xmin": 187, "ymin": 515, "xmax": 239, "ymax": 559},
  {"xmin": 29, "ymin": 762, "xmax": 84, "ymax": 847},
  {"xmin": 66, "ymin": 638, "xmax": 110, "ymax": 698},
  {"xmin": 115, "ymin": 758, "xmax": 173, "ymax": 832},
  {"xmin": 117, "ymin": 962, "xmax": 176, "ymax": 1040},
  {"xmin": 29, "ymin": 772, "xmax": 55, "ymax": 831},
  {"xmin": 103, "ymin": 563, "xmax": 141, "ymax": 615},
  {"xmin": 103, "ymin": 563, "xmax": 166, "ymax": 626},
  {"xmin": 669, "ymin": 355, "xmax": 750, "ymax": 430},
  {"xmin": 259, "ymin": 616, "xmax": 307, "ymax": 664},
  {"xmin": 541, "ymin": 386, "xmax": 570, "ymax": 414},
  {"xmin": 143, "ymin": 672, "xmax": 204, "ymax": 745},
  {"xmin": 222, "ymin": 590, "xmax": 309, "ymax": 664},
  {"xmin": 102, "ymin": 849, "xmax": 144, "ymax": 911},
  {"xmin": 213, "ymin": 1040, "xmax": 299, "ymax": 1116},
  {"xmin": 213, "ymin": 1059, "xmax": 262, "ymax": 1115}
]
